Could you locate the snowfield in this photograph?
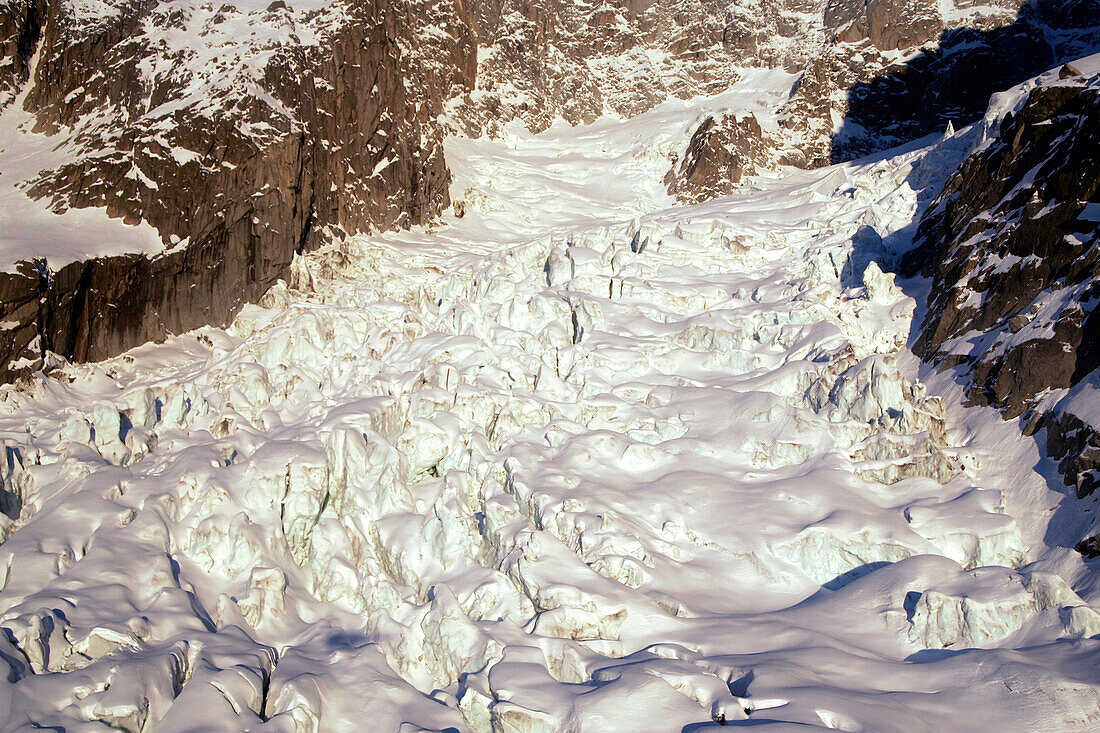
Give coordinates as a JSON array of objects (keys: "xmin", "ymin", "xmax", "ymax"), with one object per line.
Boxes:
[{"xmin": 2, "ymin": 72, "xmax": 1100, "ymax": 731}]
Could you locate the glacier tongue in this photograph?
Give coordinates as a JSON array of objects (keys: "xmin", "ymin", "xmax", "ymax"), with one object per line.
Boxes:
[{"xmin": 1, "ymin": 88, "xmax": 1099, "ymax": 732}]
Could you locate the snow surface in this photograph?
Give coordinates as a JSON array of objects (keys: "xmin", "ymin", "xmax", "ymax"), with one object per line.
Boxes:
[
  {"xmin": 1058, "ymin": 371, "xmax": 1100, "ymax": 432},
  {"xmin": 2, "ymin": 72, "xmax": 1100, "ymax": 731},
  {"xmin": 0, "ymin": 45, "xmax": 164, "ymax": 271}
]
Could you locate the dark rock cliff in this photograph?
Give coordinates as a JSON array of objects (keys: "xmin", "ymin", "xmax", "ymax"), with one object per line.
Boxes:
[
  {"xmin": 904, "ymin": 66, "xmax": 1100, "ymax": 532},
  {"xmin": 0, "ymin": 0, "xmax": 475, "ymax": 381},
  {"xmin": 908, "ymin": 73, "xmax": 1099, "ymax": 417},
  {"xmin": 670, "ymin": 0, "xmax": 1086, "ymax": 191},
  {"xmin": 831, "ymin": 13, "xmax": 1056, "ymax": 161}
]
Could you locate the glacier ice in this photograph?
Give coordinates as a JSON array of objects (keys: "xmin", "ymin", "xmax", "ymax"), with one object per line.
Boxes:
[{"xmin": 0, "ymin": 84, "xmax": 1098, "ymax": 732}]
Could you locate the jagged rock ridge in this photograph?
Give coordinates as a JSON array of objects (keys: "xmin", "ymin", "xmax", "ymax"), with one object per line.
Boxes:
[{"xmin": 909, "ymin": 71, "xmax": 1100, "ymax": 417}]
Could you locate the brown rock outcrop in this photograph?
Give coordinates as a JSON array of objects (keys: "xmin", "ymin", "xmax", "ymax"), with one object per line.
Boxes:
[
  {"xmin": 666, "ymin": 112, "xmax": 765, "ymax": 204},
  {"xmin": 456, "ymin": 0, "xmax": 811, "ymax": 136},
  {"xmin": 836, "ymin": 0, "xmax": 944, "ymax": 51},
  {"xmin": 766, "ymin": 0, "xmax": 1067, "ymax": 166}
]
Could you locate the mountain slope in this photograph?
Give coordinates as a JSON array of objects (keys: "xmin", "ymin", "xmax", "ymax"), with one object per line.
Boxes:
[{"xmin": 3, "ymin": 0, "xmax": 1096, "ymax": 381}]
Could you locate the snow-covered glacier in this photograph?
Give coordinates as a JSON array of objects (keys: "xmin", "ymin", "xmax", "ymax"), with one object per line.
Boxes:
[{"xmin": 2, "ymin": 71, "xmax": 1100, "ymax": 732}]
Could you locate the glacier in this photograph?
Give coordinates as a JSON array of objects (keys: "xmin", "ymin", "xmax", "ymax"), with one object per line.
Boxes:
[{"xmin": 1, "ymin": 70, "xmax": 1100, "ymax": 731}]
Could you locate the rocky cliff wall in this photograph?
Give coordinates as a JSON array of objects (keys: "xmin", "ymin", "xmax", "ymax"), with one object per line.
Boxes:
[
  {"xmin": 454, "ymin": 0, "xmax": 817, "ymax": 136},
  {"xmin": 0, "ymin": 0, "xmax": 475, "ymax": 381},
  {"xmin": 903, "ymin": 63, "xmax": 1100, "ymax": 543},
  {"xmin": 664, "ymin": 0, "xmax": 1084, "ymax": 189},
  {"xmin": 908, "ymin": 69, "xmax": 1099, "ymax": 418}
]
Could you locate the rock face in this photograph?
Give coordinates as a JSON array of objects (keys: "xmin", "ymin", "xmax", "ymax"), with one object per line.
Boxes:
[
  {"xmin": 1036, "ymin": 0, "xmax": 1100, "ymax": 33},
  {"xmin": 908, "ymin": 75, "xmax": 1100, "ymax": 418},
  {"xmin": 827, "ymin": 4, "xmax": 1065, "ymax": 162},
  {"xmin": 666, "ymin": 0, "xmax": 1066, "ymax": 191},
  {"xmin": 665, "ymin": 113, "xmax": 764, "ymax": 204},
  {"xmin": 0, "ymin": 0, "xmax": 475, "ymax": 380},
  {"xmin": 903, "ymin": 65, "xmax": 1100, "ymax": 529},
  {"xmin": 0, "ymin": 262, "xmax": 41, "ymax": 380},
  {"xmin": 768, "ymin": 0, "xmax": 1072, "ymax": 167},
  {"xmin": 460, "ymin": 0, "xmax": 1047, "ymax": 160},
  {"xmin": 1047, "ymin": 409, "xmax": 1100, "ymax": 500},
  {"xmin": 455, "ymin": 0, "xmax": 815, "ymax": 137},
  {"xmin": 834, "ymin": 0, "xmax": 944, "ymax": 51},
  {"xmin": 0, "ymin": 0, "xmax": 38, "ymax": 109}
]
